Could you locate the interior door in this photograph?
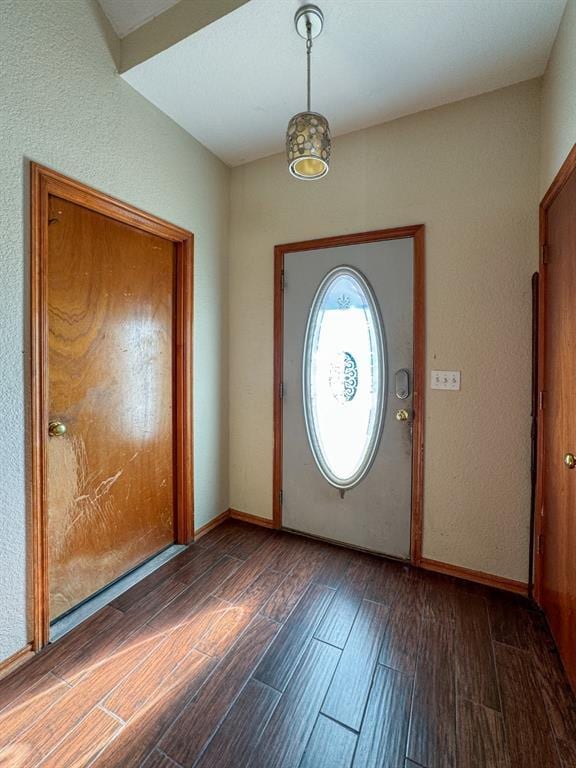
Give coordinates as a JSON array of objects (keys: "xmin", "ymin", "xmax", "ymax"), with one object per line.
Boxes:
[
  {"xmin": 541, "ymin": 168, "xmax": 576, "ymax": 689},
  {"xmin": 47, "ymin": 195, "xmax": 175, "ymax": 619},
  {"xmin": 282, "ymin": 238, "xmax": 413, "ymax": 558}
]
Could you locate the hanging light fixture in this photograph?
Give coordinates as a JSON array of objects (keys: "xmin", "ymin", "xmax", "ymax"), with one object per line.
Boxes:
[{"xmin": 286, "ymin": 4, "xmax": 331, "ymax": 180}]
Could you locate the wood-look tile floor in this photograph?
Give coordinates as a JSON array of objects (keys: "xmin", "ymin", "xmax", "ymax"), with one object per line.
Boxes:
[{"xmin": 1, "ymin": 520, "xmax": 575, "ymax": 768}]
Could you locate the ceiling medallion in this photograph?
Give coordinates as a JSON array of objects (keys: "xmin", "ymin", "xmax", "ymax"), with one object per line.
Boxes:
[{"xmin": 286, "ymin": 4, "xmax": 331, "ymax": 180}]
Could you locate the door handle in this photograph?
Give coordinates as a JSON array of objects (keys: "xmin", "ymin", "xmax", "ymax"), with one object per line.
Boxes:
[
  {"xmin": 564, "ymin": 452, "xmax": 576, "ymax": 469},
  {"xmin": 48, "ymin": 420, "xmax": 67, "ymax": 437}
]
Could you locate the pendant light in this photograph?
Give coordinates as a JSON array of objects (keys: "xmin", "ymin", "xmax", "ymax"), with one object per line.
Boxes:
[{"xmin": 286, "ymin": 4, "xmax": 331, "ymax": 180}]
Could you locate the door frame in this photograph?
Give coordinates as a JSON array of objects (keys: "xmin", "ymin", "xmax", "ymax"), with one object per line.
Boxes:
[
  {"xmin": 534, "ymin": 143, "xmax": 576, "ymax": 605},
  {"xmin": 273, "ymin": 225, "xmax": 426, "ymax": 564},
  {"xmin": 30, "ymin": 163, "xmax": 194, "ymax": 649}
]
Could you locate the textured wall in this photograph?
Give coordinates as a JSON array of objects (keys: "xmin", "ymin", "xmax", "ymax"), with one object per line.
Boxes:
[
  {"xmin": 229, "ymin": 80, "xmax": 540, "ymax": 583},
  {"xmin": 541, "ymin": 0, "xmax": 576, "ymax": 194},
  {"xmin": 0, "ymin": 0, "xmax": 229, "ymax": 662}
]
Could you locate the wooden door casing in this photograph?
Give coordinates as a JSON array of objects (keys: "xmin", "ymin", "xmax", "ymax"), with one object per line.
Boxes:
[
  {"xmin": 31, "ymin": 164, "xmax": 194, "ymax": 647},
  {"xmin": 47, "ymin": 195, "xmax": 175, "ymax": 618},
  {"xmin": 536, "ymin": 144, "xmax": 576, "ymax": 691}
]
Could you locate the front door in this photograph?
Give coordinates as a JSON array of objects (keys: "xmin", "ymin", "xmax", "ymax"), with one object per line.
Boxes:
[
  {"xmin": 540, "ymin": 163, "xmax": 576, "ymax": 690},
  {"xmin": 282, "ymin": 237, "xmax": 414, "ymax": 558},
  {"xmin": 47, "ymin": 194, "xmax": 176, "ymax": 619}
]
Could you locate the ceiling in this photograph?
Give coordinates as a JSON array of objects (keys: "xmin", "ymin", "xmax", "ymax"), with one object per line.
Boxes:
[
  {"xmin": 99, "ymin": 0, "xmax": 180, "ymax": 38},
  {"xmin": 104, "ymin": 0, "xmax": 565, "ymax": 166}
]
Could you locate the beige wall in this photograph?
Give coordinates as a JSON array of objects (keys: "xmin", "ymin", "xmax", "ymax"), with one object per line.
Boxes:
[
  {"xmin": 0, "ymin": 0, "xmax": 229, "ymax": 662},
  {"xmin": 541, "ymin": 0, "xmax": 576, "ymax": 194},
  {"xmin": 229, "ymin": 80, "xmax": 541, "ymax": 583}
]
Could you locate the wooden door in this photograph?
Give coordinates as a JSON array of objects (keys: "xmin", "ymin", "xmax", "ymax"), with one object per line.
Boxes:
[
  {"xmin": 46, "ymin": 194, "xmax": 175, "ymax": 619},
  {"xmin": 539, "ymin": 154, "xmax": 576, "ymax": 690}
]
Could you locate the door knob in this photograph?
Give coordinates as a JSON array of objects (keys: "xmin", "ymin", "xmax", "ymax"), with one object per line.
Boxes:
[
  {"xmin": 564, "ymin": 453, "xmax": 576, "ymax": 469},
  {"xmin": 395, "ymin": 409, "xmax": 410, "ymax": 422},
  {"xmin": 48, "ymin": 420, "xmax": 67, "ymax": 437}
]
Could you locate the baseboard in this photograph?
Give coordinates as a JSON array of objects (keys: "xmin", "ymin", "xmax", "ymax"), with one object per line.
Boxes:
[
  {"xmin": 194, "ymin": 509, "xmax": 230, "ymax": 541},
  {"xmin": 229, "ymin": 508, "xmax": 275, "ymax": 528},
  {"xmin": 0, "ymin": 642, "xmax": 34, "ymax": 680},
  {"xmin": 420, "ymin": 557, "xmax": 529, "ymax": 596},
  {"xmin": 193, "ymin": 507, "xmax": 276, "ymax": 541}
]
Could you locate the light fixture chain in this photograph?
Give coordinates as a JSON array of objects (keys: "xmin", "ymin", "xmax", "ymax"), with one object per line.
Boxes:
[{"xmin": 306, "ymin": 19, "xmax": 312, "ymax": 112}]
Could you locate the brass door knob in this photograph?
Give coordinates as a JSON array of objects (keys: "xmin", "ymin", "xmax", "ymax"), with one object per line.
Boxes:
[
  {"xmin": 48, "ymin": 420, "xmax": 67, "ymax": 437},
  {"xmin": 395, "ymin": 409, "xmax": 410, "ymax": 422},
  {"xmin": 564, "ymin": 453, "xmax": 576, "ymax": 469}
]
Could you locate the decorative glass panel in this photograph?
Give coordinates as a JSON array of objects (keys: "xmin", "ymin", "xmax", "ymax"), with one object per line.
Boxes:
[{"xmin": 303, "ymin": 266, "xmax": 386, "ymax": 490}]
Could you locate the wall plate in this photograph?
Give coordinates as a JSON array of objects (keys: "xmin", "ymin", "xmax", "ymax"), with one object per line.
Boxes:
[{"xmin": 431, "ymin": 370, "xmax": 461, "ymax": 390}]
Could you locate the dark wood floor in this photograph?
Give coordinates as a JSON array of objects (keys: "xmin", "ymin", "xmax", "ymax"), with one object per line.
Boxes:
[{"xmin": 1, "ymin": 521, "xmax": 575, "ymax": 768}]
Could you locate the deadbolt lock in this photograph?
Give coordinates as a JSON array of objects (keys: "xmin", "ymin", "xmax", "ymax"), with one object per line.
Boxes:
[
  {"xmin": 48, "ymin": 421, "xmax": 67, "ymax": 437},
  {"xmin": 564, "ymin": 453, "xmax": 576, "ymax": 469},
  {"xmin": 395, "ymin": 409, "xmax": 410, "ymax": 422}
]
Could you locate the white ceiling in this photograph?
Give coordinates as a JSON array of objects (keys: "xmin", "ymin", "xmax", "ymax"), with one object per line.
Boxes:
[
  {"xmin": 99, "ymin": 0, "xmax": 180, "ymax": 38},
  {"xmin": 116, "ymin": 0, "xmax": 565, "ymax": 166}
]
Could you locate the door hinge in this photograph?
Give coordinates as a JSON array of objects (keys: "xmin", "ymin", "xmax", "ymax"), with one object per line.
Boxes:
[
  {"xmin": 541, "ymin": 244, "xmax": 550, "ymax": 264},
  {"xmin": 539, "ymin": 391, "xmax": 545, "ymax": 410},
  {"xmin": 279, "ymin": 381, "xmax": 284, "ymax": 399},
  {"xmin": 537, "ymin": 533, "xmax": 544, "ymax": 555},
  {"xmin": 279, "ymin": 489, "xmax": 283, "ymax": 507},
  {"xmin": 280, "ymin": 270, "xmax": 286, "ymax": 291}
]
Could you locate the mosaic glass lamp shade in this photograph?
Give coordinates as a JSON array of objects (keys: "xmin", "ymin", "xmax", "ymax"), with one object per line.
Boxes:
[
  {"xmin": 287, "ymin": 111, "xmax": 331, "ymax": 180},
  {"xmin": 286, "ymin": 5, "xmax": 331, "ymax": 180}
]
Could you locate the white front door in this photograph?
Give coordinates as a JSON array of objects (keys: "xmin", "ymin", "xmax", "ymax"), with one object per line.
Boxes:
[{"xmin": 282, "ymin": 238, "xmax": 414, "ymax": 558}]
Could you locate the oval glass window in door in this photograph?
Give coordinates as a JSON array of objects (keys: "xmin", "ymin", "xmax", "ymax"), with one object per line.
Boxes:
[{"xmin": 302, "ymin": 266, "xmax": 387, "ymax": 490}]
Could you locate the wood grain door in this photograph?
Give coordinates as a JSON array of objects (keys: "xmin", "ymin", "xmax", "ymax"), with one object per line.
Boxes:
[
  {"xmin": 47, "ymin": 194, "xmax": 176, "ymax": 619},
  {"xmin": 540, "ymin": 164, "xmax": 576, "ymax": 690}
]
